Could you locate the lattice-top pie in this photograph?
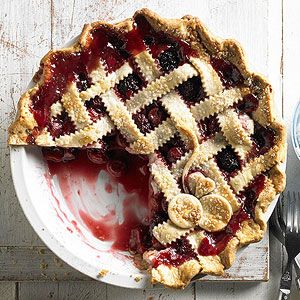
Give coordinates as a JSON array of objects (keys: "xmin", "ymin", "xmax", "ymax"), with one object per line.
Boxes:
[{"xmin": 8, "ymin": 9, "xmax": 286, "ymax": 288}]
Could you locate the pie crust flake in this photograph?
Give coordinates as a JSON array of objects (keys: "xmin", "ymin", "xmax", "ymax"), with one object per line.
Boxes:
[{"xmin": 8, "ymin": 9, "xmax": 286, "ymax": 288}]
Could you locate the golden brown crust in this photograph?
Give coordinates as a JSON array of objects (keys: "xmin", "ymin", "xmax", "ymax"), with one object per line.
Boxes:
[{"xmin": 8, "ymin": 8, "xmax": 286, "ymax": 288}]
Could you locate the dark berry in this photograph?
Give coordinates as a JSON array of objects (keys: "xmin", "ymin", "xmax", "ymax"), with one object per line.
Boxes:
[
  {"xmin": 167, "ymin": 147, "xmax": 183, "ymax": 164},
  {"xmin": 63, "ymin": 148, "xmax": 79, "ymax": 161},
  {"xmin": 198, "ymin": 116, "xmax": 220, "ymax": 139},
  {"xmin": 132, "ymin": 113, "xmax": 152, "ymax": 134},
  {"xmin": 178, "ymin": 76, "xmax": 206, "ymax": 104},
  {"xmin": 144, "ymin": 35, "xmax": 155, "ymax": 46},
  {"xmin": 216, "ymin": 147, "xmax": 240, "ymax": 173},
  {"xmin": 148, "ymin": 107, "xmax": 164, "ymax": 127},
  {"xmin": 161, "ymin": 198, "xmax": 169, "ymax": 213},
  {"xmin": 76, "ymin": 72, "xmax": 91, "ymax": 92},
  {"xmin": 107, "ymin": 160, "xmax": 126, "ymax": 177},
  {"xmin": 251, "ymin": 125, "xmax": 275, "ymax": 156},
  {"xmin": 85, "ymin": 96, "xmax": 106, "ymax": 121},
  {"xmin": 42, "ymin": 147, "xmax": 78, "ymax": 163},
  {"xmin": 158, "ymin": 48, "xmax": 182, "ymax": 72},
  {"xmin": 236, "ymin": 94, "xmax": 259, "ymax": 114},
  {"xmin": 116, "ymin": 73, "xmax": 143, "ymax": 99},
  {"xmin": 87, "ymin": 147, "xmax": 108, "ymax": 165},
  {"xmin": 116, "ymin": 133, "xmax": 129, "ymax": 148},
  {"xmin": 42, "ymin": 147, "xmax": 65, "ymax": 162},
  {"xmin": 158, "ymin": 135, "xmax": 188, "ymax": 166},
  {"xmin": 211, "ymin": 57, "xmax": 244, "ymax": 88},
  {"xmin": 47, "ymin": 111, "xmax": 75, "ymax": 138}
]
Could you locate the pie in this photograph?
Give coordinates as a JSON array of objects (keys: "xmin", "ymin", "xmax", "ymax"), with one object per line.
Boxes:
[{"xmin": 8, "ymin": 9, "xmax": 286, "ymax": 288}]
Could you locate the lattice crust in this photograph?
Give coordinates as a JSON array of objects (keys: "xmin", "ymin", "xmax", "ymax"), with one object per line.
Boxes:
[{"xmin": 8, "ymin": 8, "xmax": 286, "ymax": 289}]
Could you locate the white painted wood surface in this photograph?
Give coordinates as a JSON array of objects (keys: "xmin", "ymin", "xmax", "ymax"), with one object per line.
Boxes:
[{"xmin": 0, "ymin": 0, "xmax": 299, "ymax": 299}]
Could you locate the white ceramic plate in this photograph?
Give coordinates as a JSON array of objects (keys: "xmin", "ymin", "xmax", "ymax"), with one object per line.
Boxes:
[{"xmin": 9, "ymin": 34, "xmax": 283, "ymax": 289}]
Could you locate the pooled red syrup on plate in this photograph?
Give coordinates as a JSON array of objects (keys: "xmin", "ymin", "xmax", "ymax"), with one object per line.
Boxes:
[{"xmin": 45, "ymin": 143, "xmax": 151, "ymax": 252}]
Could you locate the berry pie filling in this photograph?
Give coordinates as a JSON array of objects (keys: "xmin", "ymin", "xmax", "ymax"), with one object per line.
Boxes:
[
  {"xmin": 215, "ymin": 146, "xmax": 242, "ymax": 179},
  {"xmin": 210, "ymin": 56, "xmax": 244, "ymax": 88},
  {"xmin": 84, "ymin": 96, "xmax": 107, "ymax": 122},
  {"xmin": 177, "ymin": 76, "xmax": 207, "ymax": 107},
  {"xmin": 157, "ymin": 134, "xmax": 190, "ymax": 167},
  {"xmin": 251, "ymin": 123, "xmax": 276, "ymax": 157},
  {"xmin": 151, "ymin": 237, "xmax": 197, "ymax": 268},
  {"xmin": 132, "ymin": 101, "xmax": 169, "ymax": 134},
  {"xmin": 197, "ymin": 115, "xmax": 220, "ymax": 141},
  {"xmin": 47, "ymin": 111, "xmax": 76, "ymax": 138},
  {"xmin": 115, "ymin": 71, "xmax": 146, "ymax": 100}
]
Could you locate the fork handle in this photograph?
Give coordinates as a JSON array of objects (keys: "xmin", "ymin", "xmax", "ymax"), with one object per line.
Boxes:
[
  {"xmin": 294, "ymin": 260, "xmax": 300, "ymax": 291},
  {"xmin": 279, "ymin": 260, "xmax": 293, "ymax": 300}
]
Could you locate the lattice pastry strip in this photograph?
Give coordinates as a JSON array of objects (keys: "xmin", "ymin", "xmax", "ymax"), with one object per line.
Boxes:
[
  {"xmin": 55, "ymin": 116, "xmax": 114, "ymax": 147},
  {"xmin": 150, "ymin": 160, "xmax": 181, "ymax": 201},
  {"xmin": 201, "ymin": 159, "xmax": 240, "ymax": 212},
  {"xmin": 190, "ymin": 88, "xmax": 243, "ymax": 122},
  {"xmin": 152, "ymin": 220, "xmax": 192, "ymax": 245},
  {"xmin": 80, "ymin": 62, "xmax": 133, "ymax": 101},
  {"xmin": 126, "ymin": 63, "xmax": 198, "ymax": 114},
  {"xmin": 230, "ymin": 147, "xmax": 282, "ymax": 193},
  {"xmin": 217, "ymin": 108, "xmax": 253, "ymax": 159},
  {"xmin": 160, "ymin": 91, "xmax": 199, "ymax": 140},
  {"xmin": 61, "ymin": 82, "xmax": 91, "ymax": 129},
  {"xmin": 189, "ymin": 57, "xmax": 223, "ymax": 96},
  {"xmin": 101, "ymin": 89, "xmax": 146, "ymax": 144},
  {"xmin": 171, "ymin": 133, "xmax": 227, "ymax": 179},
  {"xmin": 134, "ymin": 50, "xmax": 160, "ymax": 82}
]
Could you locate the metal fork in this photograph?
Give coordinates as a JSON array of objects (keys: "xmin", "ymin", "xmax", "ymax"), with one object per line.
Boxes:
[
  {"xmin": 272, "ymin": 192, "xmax": 300, "ymax": 299},
  {"xmin": 270, "ymin": 193, "xmax": 300, "ymax": 294}
]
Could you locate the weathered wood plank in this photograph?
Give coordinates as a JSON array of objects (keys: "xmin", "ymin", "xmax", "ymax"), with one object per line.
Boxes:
[
  {"xmin": 144, "ymin": 283, "xmax": 194, "ymax": 300},
  {"xmin": 18, "ymin": 282, "xmax": 59, "ymax": 300},
  {"xmin": 0, "ymin": 237, "xmax": 267, "ymax": 282},
  {"xmin": 106, "ymin": 285, "xmax": 144, "ymax": 300},
  {"xmin": 0, "ymin": 246, "xmax": 86, "ymax": 281},
  {"xmin": 18, "ymin": 282, "xmax": 107, "ymax": 300},
  {"xmin": 0, "ymin": 282, "xmax": 16, "ymax": 300},
  {"xmin": 0, "ymin": 0, "xmax": 51, "ymax": 247}
]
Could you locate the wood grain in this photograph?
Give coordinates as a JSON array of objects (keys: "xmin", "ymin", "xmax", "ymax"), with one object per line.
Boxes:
[
  {"xmin": 0, "ymin": 0, "xmax": 51, "ymax": 247},
  {"xmin": 0, "ymin": 235, "xmax": 267, "ymax": 282},
  {"xmin": 0, "ymin": 283, "xmax": 16, "ymax": 300},
  {"xmin": 18, "ymin": 282, "xmax": 107, "ymax": 300}
]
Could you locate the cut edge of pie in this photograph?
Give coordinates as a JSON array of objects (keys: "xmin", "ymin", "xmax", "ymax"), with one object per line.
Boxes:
[{"xmin": 8, "ymin": 8, "xmax": 286, "ymax": 289}]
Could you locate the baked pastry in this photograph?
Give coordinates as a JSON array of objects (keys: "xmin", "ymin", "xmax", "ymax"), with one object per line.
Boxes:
[{"xmin": 8, "ymin": 9, "xmax": 286, "ymax": 288}]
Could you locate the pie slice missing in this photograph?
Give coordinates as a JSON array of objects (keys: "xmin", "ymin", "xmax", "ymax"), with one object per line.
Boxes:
[{"xmin": 8, "ymin": 9, "xmax": 286, "ymax": 288}]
